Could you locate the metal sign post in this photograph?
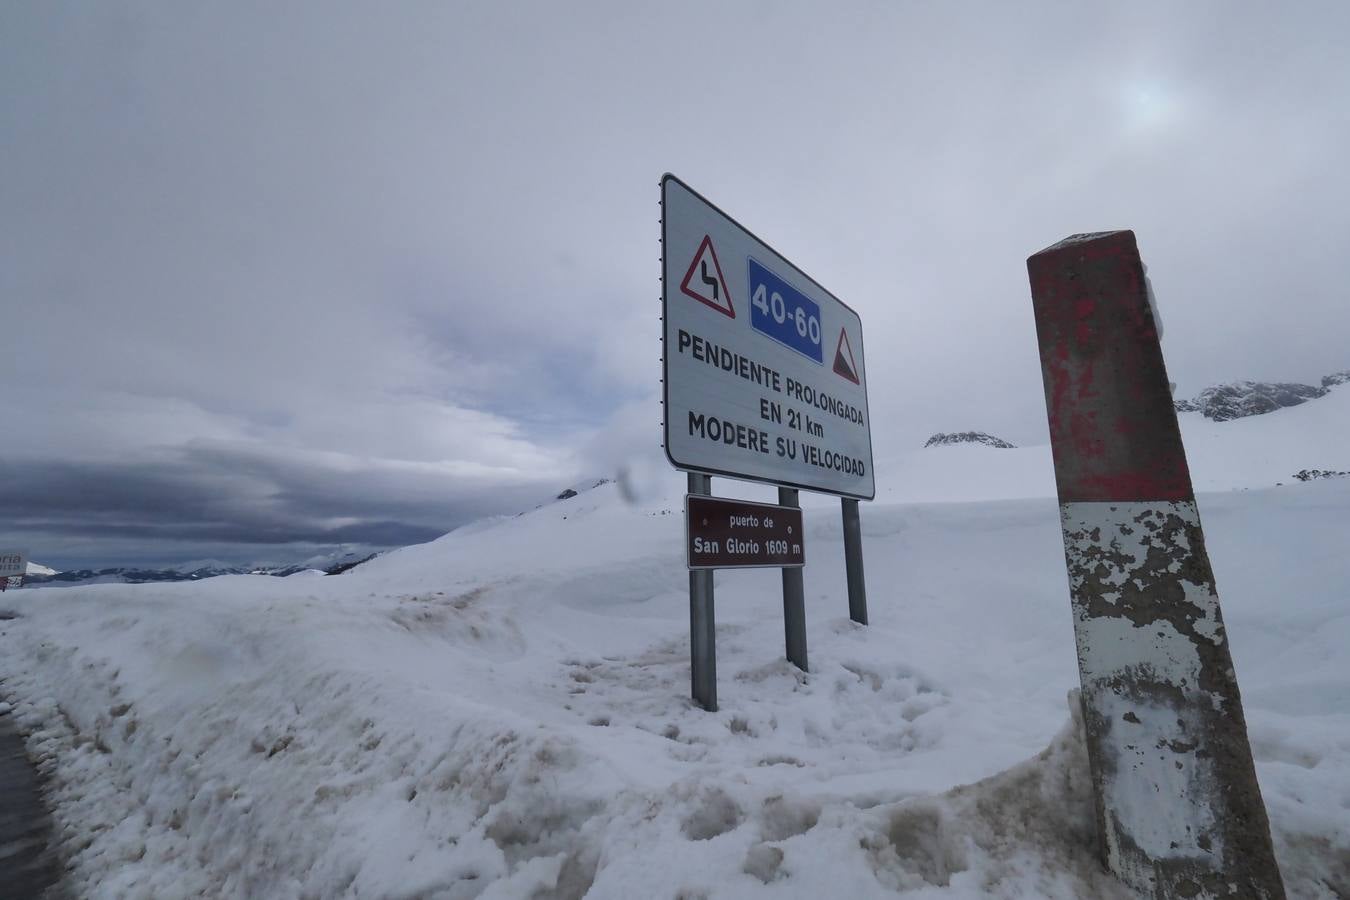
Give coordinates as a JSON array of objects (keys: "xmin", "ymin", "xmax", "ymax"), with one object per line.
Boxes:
[
  {"xmin": 1027, "ymin": 231, "xmax": 1284, "ymax": 898},
  {"xmin": 687, "ymin": 473, "xmax": 718, "ymax": 712},
  {"xmin": 777, "ymin": 488, "xmax": 808, "ymax": 671},
  {"xmin": 841, "ymin": 499, "xmax": 868, "ymax": 625}
]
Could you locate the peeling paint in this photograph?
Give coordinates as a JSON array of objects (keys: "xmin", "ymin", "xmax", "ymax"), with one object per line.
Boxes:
[
  {"xmin": 1075, "ymin": 614, "xmax": 1204, "ymax": 696},
  {"xmin": 1094, "ymin": 691, "xmax": 1220, "ymax": 863},
  {"xmin": 1064, "ymin": 501, "xmax": 1222, "ymax": 684},
  {"xmin": 1060, "ymin": 500, "xmax": 1284, "ymax": 898}
]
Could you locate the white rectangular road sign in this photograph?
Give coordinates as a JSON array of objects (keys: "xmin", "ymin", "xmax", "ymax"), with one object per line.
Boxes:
[
  {"xmin": 662, "ymin": 175, "xmax": 874, "ymax": 499},
  {"xmin": 0, "ymin": 550, "xmax": 27, "ymax": 579}
]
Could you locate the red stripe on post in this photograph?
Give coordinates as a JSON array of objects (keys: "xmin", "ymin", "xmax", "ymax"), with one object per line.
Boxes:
[{"xmin": 1027, "ymin": 231, "xmax": 1193, "ymax": 503}]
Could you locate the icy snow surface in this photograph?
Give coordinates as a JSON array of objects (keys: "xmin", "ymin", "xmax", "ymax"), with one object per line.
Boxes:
[{"xmin": 0, "ymin": 390, "xmax": 1347, "ymax": 898}]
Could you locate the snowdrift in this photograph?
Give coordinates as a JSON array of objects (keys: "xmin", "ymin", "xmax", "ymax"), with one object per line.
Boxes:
[{"xmin": 1, "ymin": 392, "xmax": 1347, "ymax": 897}]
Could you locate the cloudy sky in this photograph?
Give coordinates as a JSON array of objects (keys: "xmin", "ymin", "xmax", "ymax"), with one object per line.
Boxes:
[{"xmin": 3, "ymin": 2, "xmax": 1347, "ymax": 569}]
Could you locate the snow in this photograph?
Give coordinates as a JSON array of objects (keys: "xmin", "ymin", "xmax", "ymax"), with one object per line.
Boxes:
[
  {"xmin": 25, "ymin": 561, "xmax": 59, "ymax": 576},
  {"xmin": 876, "ymin": 382, "xmax": 1350, "ymax": 505},
  {"xmin": 0, "ymin": 395, "xmax": 1346, "ymax": 897}
]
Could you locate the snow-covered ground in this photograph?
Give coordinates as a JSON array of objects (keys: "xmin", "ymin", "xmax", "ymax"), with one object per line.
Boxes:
[
  {"xmin": 0, "ymin": 391, "xmax": 1346, "ymax": 898},
  {"xmin": 875, "ymin": 384, "xmax": 1350, "ymax": 504}
]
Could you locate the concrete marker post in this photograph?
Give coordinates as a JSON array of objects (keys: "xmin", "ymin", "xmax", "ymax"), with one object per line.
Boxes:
[
  {"xmin": 1027, "ymin": 231, "xmax": 1284, "ymax": 898},
  {"xmin": 687, "ymin": 472, "xmax": 717, "ymax": 711},
  {"xmin": 778, "ymin": 487, "xmax": 808, "ymax": 671},
  {"xmin": 841, "ymin": 499, "xmax": 868, "ymax": 625}
]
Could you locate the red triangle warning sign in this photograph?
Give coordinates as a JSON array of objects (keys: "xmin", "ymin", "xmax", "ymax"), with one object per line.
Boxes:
[
  {"xmin": 833, "ymin": 328, "xmax": 860, "ymax": 385},
  {"xmin": 680, "ymin": 235, "xmax": 734, "ymax": 318}
]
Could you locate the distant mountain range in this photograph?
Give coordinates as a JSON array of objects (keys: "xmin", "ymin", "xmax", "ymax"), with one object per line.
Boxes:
[
  {"xmin": 919, "ymin": 373, "xmax": 1350, "ymax": 450},
  {"xmin": 22, "ymin": 552, "xmax": 378, "ymax": 588},
  {"xmin": 22, "ymin": 374, "xmax": 1346, "ymax": 587},
  {"xmin": 23, "ymin": 483, "xmax": 625, "ymax": 588}
]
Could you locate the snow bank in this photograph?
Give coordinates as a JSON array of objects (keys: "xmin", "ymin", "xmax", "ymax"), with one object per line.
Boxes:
[
  {"xmin": 2, "ymin": 475, "xmax": 1347, "ymax": 897},
  {"xmin": 1, "ymin": 393, "xmax": 1347, "ymax": 897}
]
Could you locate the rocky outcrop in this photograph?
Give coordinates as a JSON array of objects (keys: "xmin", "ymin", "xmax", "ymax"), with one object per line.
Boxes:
[
  {"xmin": 555, "ymin": 479, "xmax": 610, "ymax": 503},
  {"xmin": 1174, "ymin": 381, "xmax": 1327, "ymax": 422},
  {"xmin": 1176, "ymin": 369, "xmax": 1348, "ymax": 419},
  {"xmin": 924, "ymin": 432, "xmax": 1016, "ymax": 449},
  {"xmin": 1292, "ymin": 469, "xmax": 1349, "ymax": 482}
]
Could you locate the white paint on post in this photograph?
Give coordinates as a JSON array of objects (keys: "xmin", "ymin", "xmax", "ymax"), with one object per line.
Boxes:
[{"xmin": 1062, "ymin": 499, "xmax": 1232, "ymax": 880}]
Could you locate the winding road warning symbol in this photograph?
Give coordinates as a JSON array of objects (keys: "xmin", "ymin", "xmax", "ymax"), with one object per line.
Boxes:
[
  {"xmin": 833, "ymin": 328, "xmax": 860, "ymax": 384},
  {"xmin": 680, "ymin": 235, "xmax": 734, "ymax": 318}
]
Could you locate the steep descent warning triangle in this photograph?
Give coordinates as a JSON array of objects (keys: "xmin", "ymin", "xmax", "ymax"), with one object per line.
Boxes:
[
  {"xmin": 833, "ymin": 328, "xmax": 860, "ymax": 384},
  {"xmin": 680, "ymin": 235, "xmax": 734, "ymax": 318}
]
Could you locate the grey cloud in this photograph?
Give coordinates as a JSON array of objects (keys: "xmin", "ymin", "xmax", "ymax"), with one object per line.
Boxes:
[
  {"xmin": 0, "ymin": 448, "xmax": 546, "ymax": 563},
  {"xmin": 3, "ymin": 2, "xmax": 1347, "ymax": 567}
]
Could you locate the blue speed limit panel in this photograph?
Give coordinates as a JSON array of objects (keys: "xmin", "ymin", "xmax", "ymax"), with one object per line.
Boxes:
[{"xmin": 747, "ymin": 257, "xmax": 823, "ymax": 364}]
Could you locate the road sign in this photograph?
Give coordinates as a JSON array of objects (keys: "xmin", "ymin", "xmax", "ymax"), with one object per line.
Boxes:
[
  {"xmin": 0, "ymin": 551, "xmax": 26, "ymax": 579},
  {"xmin": 832, "ymin": 328, "xmax": 860, "ymax": 384},
  {"xmin": 686, "ymin": 495, "xmax": 805, "ymax": 570},
  {"xmin": 662, "ymin": 175, "xmax": 874, "ymax": 500},
  {"xmin": 680, "ymin": 235, "xmax": 735, "ymax": 318}
]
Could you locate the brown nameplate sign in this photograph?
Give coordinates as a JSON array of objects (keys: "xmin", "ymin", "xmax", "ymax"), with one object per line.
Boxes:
[{"xmin": 685, "ymin": 496, "xmax": 805, "ymax": 570}]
